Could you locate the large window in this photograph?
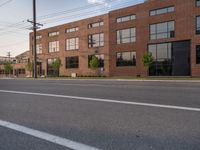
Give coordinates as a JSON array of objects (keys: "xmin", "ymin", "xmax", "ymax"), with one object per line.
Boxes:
[
  {"xmin": 196, "ymin": 45, "xmax": 200, "ymax": 64},
  {"xmin": 117, "ymin": 14, "xmax": 136, "ymax": 23},
  {"xmin": 197, "ymin": 0, "xmax": 200, "ymax": 7},
  {"xmin": 150, "ymin": 6, "xmax": 175, "ymax": 16},
  {"xmin": 148, "ymin": 43, "xmax": 172, "ymax": 76},
  {"xmin": 48, "ymin": 31, "xmax": 59, "ymax": 37},
  {"xmin": 36, "ymin": 44, "xmax": 42, "ymax": 54},
  {"xmin": 196, "ymin": 16, "xmax": 200, "ymax": 34},
  {"xmin": 149, "ymin": 43, "xmax": 172, "ymax": 61},
  {"xmin": 66, "ymin": 56, "xmax": 79, "ymax": 68},
  {"xmin": 150, "ymin": 21, "xmax": 175, "ymax": 40},
  {"xmin": 66, "ymin": 27, "xmax": 79, "ymax": 33},
  {"xmin": 66, "ymin": 37, "xmax": 79, "ymax": 50},
  {"xmin": 47, "ymin": 58, "xmax": 58, "ymax": 76},
  {"xmin": 117, "ymin": 28, "xmax": 136, "ymax": 44},
  {"xmin": 88, "ymin": 33, "xmax": 104, "ymax": 48},
  {"xmin": 88, "ymin": 54, "xmax": 104, "ymax": 68},
  {"xmin": 88, "ymin": 21, "xmax": 104, "ymax": 29},
  {"xmin": 116, "ymin": 51, "xmax": 136, "ymax": 67},
  {"xmin": 49, "ymin": 41, "xmax": 59, "ymax": 53}
]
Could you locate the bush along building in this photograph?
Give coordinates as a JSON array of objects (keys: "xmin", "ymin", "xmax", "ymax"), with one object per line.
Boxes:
[{"xmin": 29, "ymin": 0, "xmax": 200, "ymax": 77}]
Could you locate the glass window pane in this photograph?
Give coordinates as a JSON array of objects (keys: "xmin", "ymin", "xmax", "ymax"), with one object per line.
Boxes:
[
  {"xmin": 157, "ymin": 43, "xmax": 168, "ymax": 61},
  {"xmin": 116, "ymin": 51, "xmax": 136, "ymax": 66},
  {"xmin": 148, "ymin": 45, "xmax": 157, "ymax": 59},
  {"xmin": 197, "ymin": 0, "xmax": 200, "ymax": 6},
  {"xmin": 150, "ymin": 24, "xmax": 156, "ymax": 34},
  {"xmin": 168, "ymin": 6, "xmax": 175, "ymax": 12},
  {"xmin": 150, "ymin": 10, "xmax": 156, "ymax": 16},
  {"xmin": 157, "ymin": 8, "xmax": 167, "ymax": 15},
  {"xmin": 196, "ymin": 16, "xmax": 200, "ymax": 34},
  {"xmin": 157, "ymin": 22, "xmax": 167, "ymax": 33}
]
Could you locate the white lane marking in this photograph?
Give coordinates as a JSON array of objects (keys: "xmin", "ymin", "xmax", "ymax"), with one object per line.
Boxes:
[
  {"xmin": 0, "ymin": 90, "xmax": 200, "ymax": 112},
  {"xmin": 0, "ymin": 120, "xmax": 100, "ymax": 150}
]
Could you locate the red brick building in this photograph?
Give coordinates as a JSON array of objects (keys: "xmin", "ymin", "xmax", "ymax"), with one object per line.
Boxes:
[{"xmin": 30, "ymin": 0, "xmax": 200, "ymax": 77}]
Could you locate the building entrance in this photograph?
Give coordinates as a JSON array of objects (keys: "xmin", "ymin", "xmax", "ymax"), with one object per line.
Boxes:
[{"xmin": 149, "ymin": 41, "xmax": 190, "ymax": 76}]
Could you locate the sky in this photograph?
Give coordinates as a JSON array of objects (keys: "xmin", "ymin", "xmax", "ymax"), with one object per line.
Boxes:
[{"xmin": 0, "ymin": 0, "xmax": 143, "ymax": 57}]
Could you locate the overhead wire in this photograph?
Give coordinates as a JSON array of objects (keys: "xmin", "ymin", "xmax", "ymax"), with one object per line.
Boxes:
[{"xmin": 0, "ymin": 0, "xmax": 140, "ymax": 53}]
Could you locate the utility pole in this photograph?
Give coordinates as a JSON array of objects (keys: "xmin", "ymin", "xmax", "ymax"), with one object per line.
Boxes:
[
  {"xmin": 27, "ymin": 0, "xmax": 42, "ymax": 79},
  {"xmin": 7, "ymin": 52, "xmax": 11, "ymax": 62}
]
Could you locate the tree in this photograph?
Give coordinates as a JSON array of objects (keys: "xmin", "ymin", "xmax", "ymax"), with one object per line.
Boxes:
[
  {"xmin": 89, "ymin": 55, "xmax": 99, "ymax": 70},
  {"xmin": 26, "ymin": 62, "xmax": 33, "ymax": 76},
  {"xmin": 51, "ymin": 58, "xmax": 62, "ymax": 77},
  {"xmin": 4, "ymin": 63, "xmax": 13, "ymax": 77},
  {"xmin": 141, "ymin": 52, "xmax": 154, "ymax": 75}
]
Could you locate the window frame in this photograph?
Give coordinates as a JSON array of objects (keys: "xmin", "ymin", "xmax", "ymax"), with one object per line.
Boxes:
[
  {"xmin": 65, "ymin": 56, "xmax": 79, "ymax": 69},
  {"xmin": 48, "ymin": 31, "xmax": 59, "ymax": 37},
  {"xmin": 116, "ymin": 51, "xmax": 136, "ymax": 67},
  {"xmin": 196, "ymin": 45, "xmax": 200, "ymax": 64},
  {"xmin": 197, "ymin": 0, "xmax": 200, "ymax": 7},
  {"xmin": 116, "ymin": 14, "xmax": 136, "ymax": 23},
  {"xmin": 36, "ymin": 43, "xmax": 42, "ymax": 54},
  {"xmin": 150, "ymin": 20, "xmax": 175, "ymax": 40},
  {"xmin": 66, "ymin": 37, "xmax": 79, "ymax": 50},
  {"xmin": 65, "ymin": 27, "xmax": 79, "ymax": 33},
  {"xmin": 48, "ymin": 41, "xmax": 59, "ymax": 53},
  {"xmin": 88, "ymin": 21, "xmax": 104, "ymax": 29},
  {"xmin": 196, "ymin": 16, "xmax": 200, "ymax": 35},
  {"xmin": 88, "ymin": 33, "xmax": 104, "ymax": 48},
  {"xmin": 149, "ymin": 6, "xmax": 175, "ymax": 16},
  {"xmin": 117, "ymin": 28, "xmax": 136, "ymax": 44},
  {"xmin": 88, "ymin": 54, "xmax": 105, "ymax": 68}
]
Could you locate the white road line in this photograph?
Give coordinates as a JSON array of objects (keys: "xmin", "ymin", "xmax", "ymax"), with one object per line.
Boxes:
[
  {"xmin": 0, "ymin": 89, "xmax": 200, "ymax": 112},
  {"xmin": 0, "ymin": 120, "xmax": 100, "ymax": 150}
]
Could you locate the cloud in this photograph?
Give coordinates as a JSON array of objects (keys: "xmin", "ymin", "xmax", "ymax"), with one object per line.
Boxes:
[
  {"xmin": 87, "ymin": 0, "xmax": 123, "ymax": 8},
  {"xmin": 87, "ymin": 0, "xmax": 106, "ymax": 4}
]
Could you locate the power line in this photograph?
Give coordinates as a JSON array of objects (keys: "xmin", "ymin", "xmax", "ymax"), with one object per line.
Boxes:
[
  {"xmin": 39, "ymin": 0, "xmax": 138, "ymax": 25},
  {"xmin": 32, "ymin": 0, "xmax": 118, "ymax": 20},
  {"xmin": 0, "ymin": 0, "xmax": 137, "ymax": 34},
  {"xmin": 0, "ymin": 0, "xmax": 13, "ymax": 7}
]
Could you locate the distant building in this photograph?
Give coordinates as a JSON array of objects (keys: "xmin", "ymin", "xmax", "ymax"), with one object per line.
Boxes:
[
  {"xmin": 0, "ymin": 51, "xmax": 30, "ymax": 77},
  {"xmin": 29, "ymin": 0, "xmax": 200, "ymax": 77},
  {"xmin": 0, "ymin": 56, "xmax": 16, "ymax": 64},
  {"xmin": 15, "ymin": 51, "xmax": 29, "ymax": 64}
]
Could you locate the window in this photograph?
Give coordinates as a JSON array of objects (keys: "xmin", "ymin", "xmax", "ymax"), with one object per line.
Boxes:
[
  {"xmin": 88, "ymin": 54, "xmax": 104, "ymax": 68},
  {"xmin": 117, "ymin": 14, "xmax": 136, "ymax": 23},
  {"xmin": 197, "ymin": 0, "xmax": 200, "ymax": 7},
  {"xmin": 196, "ymin": 45, "xmax": 200, "ymax": 64},
  {"xmin": 149, "ymin": 43, "xmax": 172, "ymax": 61},
  {"xmin": 18, "ymin": 69, "xmax": 25, "ymax": 74},
  {"xmin": 66, "ymin": 27, "xmax": 79, "ymax": 33},
  {"xmin": 148, "ymin": 43, "xmax": 172, "ymax": 76},
  {"xmin": 36, "ymin": 44, "xmax": 42, "ymax": 54},
  {"xmin": 88, "ymin": 33, "xmax": 104, "ymax": 48},
  {"xmin": 88, "ymin": 21, "xmax": 104, "ymax": 29},
  {"xmin": 66, "ymin": 37, "xmax": 79, "ymax": 50},
  {"xmin": 48, "ymin": 31, "xmax": 59, "ymax": 37},
  {"xmin": 49, "ymin": 41, "xmax": 59, "ymax": 53},
  {"xmin": 117, "ymin": 28, "xmax": 136, "ymax": 44},
  {"xmin": 196, "ymin": 16, "xmax": 200, "ymax": 34},
  {"xmin": 116, "ymin": 52, "xmax": 136, "ymax": 67},
  {"xmin": 66, "ymin": 56, "xmax": 79, "ymax": 68},
  {"xmin": 47, "ymin": 58, "xmax": 58, "ymax": 76},
  {"xmin": 150, "ymin": 21, "xmax": 175, "ymax": 40},
  {"xmin": 150, "ymin": 6, "xmax": 175, "ymax": 16},
  {"xmin": 36, "ymin": 35, "xmax": 42, "ymax": 40}
]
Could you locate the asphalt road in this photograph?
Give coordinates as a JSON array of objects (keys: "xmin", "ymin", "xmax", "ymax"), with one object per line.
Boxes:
[{"xmin": 0, "ymin": 79, "xmax": 200, "ymax": 150}]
